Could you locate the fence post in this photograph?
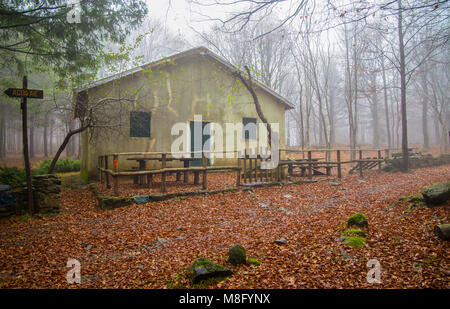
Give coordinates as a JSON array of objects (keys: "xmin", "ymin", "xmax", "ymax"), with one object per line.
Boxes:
[
  {"xmin": 378, "ymin": 150, "xmax": 382, "ymax": 170},
  {"xmin": 161, "ymin": 153, "xmax": 167, "ymax": 192},
  {"xmin": 105, "ymin": 155, "xmax": 111, "ymax": 189},
  {"xmin": 98, "ymin": 156, "xmax": 103, "ymax": 184},
  {"xmin": 337, "ymin": 150, "xmax": 342, "ymax": 179},
  {"xmin": 359, "ymin": 150, "xmax": 363, "ymax": 178},
  {"xmin": 308, "ymin": 151, "xmax": 312, "ymax": 179},
  {"xmin": 202, "ymin": 152, "xmax": 207, "ymax": 190},
  {"xmin": 113, "ymin": 154, "xmax": 119, "ymax": 196},
  {"xmin": 236, "ymin": 157, "xmax": 241, "ymax": 186}
]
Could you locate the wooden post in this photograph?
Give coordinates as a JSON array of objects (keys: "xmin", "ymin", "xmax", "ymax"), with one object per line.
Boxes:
[
  {"xmin": 243, "ymin": 149, "xmax": 247, "ymax": 183},
  {"xmin": 359, "ymin": 150, "xmax": 363, "ymax": 177},
  {"xmin": 99, "ymin": 156, "xmax": 104, "ymax": 184},
  {"xmin": 326, "ymin": 150, "xmax": 330, "ymax": 176},
  {"xmin": 147, "ymin": 174, "xmax": 152, "ymax": 188},
  {"xmin": 248, "ymin": 153, "xmax": 253, "ymax": 182},
  {"xmin": 161, "ymin": 153, "xmax": 167, "ymax": 192},
  {"xmin": 20, "ymin": 76, "xmax": 33, "ymax": 213},
  {"xmin": 378, "ymin": 150, "xmax": 382, "ymax": 171},
  {"xmin": 337, "ymin": 150, "xmax": 342, "ymax": 179},
  {"xmin": 113, "ymin": 154, "xmax": 119, "ymax": 196},
  {"xmin": 202, "ymin": 152, "xmax": 207, "ymax": 190},
  {"xmin": 277, "ymin": 149, "xmax": 282, "ymax": 182},
  {"xmin": 308, "ymin": 151, "xmax": 312, "ymax": 179},
  {"xmin": 236, "ymin": 158, "xmax": 241, "ymax": 186},
  {"xmin": 105, "ymin": 155, "xmax": 111, "ymax": 189},
  {"xmin": 183, "ymin": 159, "xmax": 189, "ymax": 183}
]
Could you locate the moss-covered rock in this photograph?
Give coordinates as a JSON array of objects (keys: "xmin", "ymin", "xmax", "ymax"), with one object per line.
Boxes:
[
  {"xmin": 342, "ymin": 229, "xmax": 367, "ymax": 237},
  {"xmin": 228, "ymin": 244, "xmax": 246, "ymax": 266},
  {"xmin": 98, "ymin": 196, "xmax": 134, "ymax": 210},
  {"xmin": 343, "ymin": 236, "xmax": 366, "ymax": 248},
  {"xmin": 347, "ymin": 213, "xmax": 368, "ymax": 228},
  {"xmin": 421, "ymin": 181, "xmax": 450, "ymax": 206},
  {"xmin": 188, "ymin": 257, "xmax": 232, "ymax": 284}
]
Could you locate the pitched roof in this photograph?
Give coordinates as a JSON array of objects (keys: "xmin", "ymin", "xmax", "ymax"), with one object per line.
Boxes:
[{"xmin": 75, "ymin": 46, "xmax": 294, "ymax": 110}]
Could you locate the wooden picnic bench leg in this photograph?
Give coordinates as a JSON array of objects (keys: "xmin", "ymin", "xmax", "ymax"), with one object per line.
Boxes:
[
  {"xmin": 183, "ymin": 160, "xmax": 189, "ymax": 183},
  {"xmin": 139, "ymin": 160, "xmax": 146, "ymax": 186},
  {"xmin": 202, "ymin": 153, "xmax": 207, "ymax": 190},
  {"xmin": 176, "ymin": 172, "xmax": 181, "ymax": 182},
  {"xmin": 194, "ymin": 171, "xmax": 199, "ymax": 185}
]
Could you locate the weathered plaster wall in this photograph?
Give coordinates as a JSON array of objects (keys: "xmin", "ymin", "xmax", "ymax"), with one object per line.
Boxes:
[{"xmin": 81, "ymin": 54, "xmax": 287, "ymax": 180}]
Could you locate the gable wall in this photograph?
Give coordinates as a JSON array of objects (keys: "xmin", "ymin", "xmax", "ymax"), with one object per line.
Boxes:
[{"xmin": 81, "ymin": 54, "xmax": 286, "ymax": 179}]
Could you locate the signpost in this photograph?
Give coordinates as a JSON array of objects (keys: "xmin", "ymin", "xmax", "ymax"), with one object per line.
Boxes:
[{"xmin": 4, "ymin": 77, "xmax": 44, "ymax": 214}]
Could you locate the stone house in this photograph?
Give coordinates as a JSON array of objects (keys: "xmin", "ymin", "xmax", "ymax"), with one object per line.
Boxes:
[{"xmin": 74, "ymin": 47, "xmax": 293, "ymax": 181}]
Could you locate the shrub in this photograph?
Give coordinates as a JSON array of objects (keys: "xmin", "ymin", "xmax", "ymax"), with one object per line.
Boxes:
[
  {"xmin": 39, "ymin": 158, "xmax": 80, "ymax": 173},
  {"xmin": 0, "ymin": 166, "xmax": 26, "ymax": 188}
]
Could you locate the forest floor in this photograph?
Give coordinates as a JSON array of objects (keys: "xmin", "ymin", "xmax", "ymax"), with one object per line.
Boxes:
[{"xmin": 0, "ymin": 165, "xmax": 449, "ymax": 289}]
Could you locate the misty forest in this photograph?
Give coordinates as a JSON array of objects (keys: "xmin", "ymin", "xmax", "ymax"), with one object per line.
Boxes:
[{"xmin": 0, "ymin": 0, "xmax": 449, "ymax": 290}]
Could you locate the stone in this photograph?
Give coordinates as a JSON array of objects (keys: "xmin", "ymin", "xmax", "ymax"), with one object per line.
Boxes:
[
  {"xmin": 228, "ymin": 244, "xmax": 246, "ymax": 266},
  {"xmin": 327, "ymin": 182, "xmax": 341, "ymax": 186},
  {"xmin": 274, "ymin": 238, "xmax": 287, "ymax": 245},
  {"xmin": 347, "ymin": 213, "xmax": 368, "ymax": 228},
  {"xmin": 133, "ymin": 196, "xmax": 150, "ymax": 204},
  {"xmin": 421, "ymin": 181, "xmax": 450, "ymax": 206},
  {"xmin": 176, "ymin": 226, "xmax": 184, "ymax": 231},
  {"xmin": 157, "ymin": 238, "xmax": 168, "ymax": 244},
  {"xmin": 259, "ymin": 202, "xmax": 268, "ymax": 208},
  {"xmin": 283, "ymin": 194, "xmax": 292, "ymax": 199},
  {"xmin": 188, "ymin": 257, "xmax": 232, "ymax": 283},
  {"xmin": 84, "ymin": 244, "xmax": 92, "ymax": 251},
  {"xmin": 175, "ymin": 236, "xmax": 185, "ymax": 241}
]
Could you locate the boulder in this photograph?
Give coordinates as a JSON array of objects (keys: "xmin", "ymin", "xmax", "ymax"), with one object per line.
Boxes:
[
  {"xmin": 228, "ymin": 244, "xmax": 246, "ymax": 265},
  {"xmin": 188, "ymin": 257, "xmax": 232, "ymax": 283},
  {"xmin": 434, "ymin": 224, "xmax": 450, "ymax": 241},
  {"xmin": 421, "ymin": 181, "xmax": 450, "ymax": 206}
]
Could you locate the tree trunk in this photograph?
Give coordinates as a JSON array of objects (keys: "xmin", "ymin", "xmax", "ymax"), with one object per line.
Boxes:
[
  {"xmin": 43, "ymin": 113, "xmax": 48, "ymax": 158},
  {"xmin": 381, "ymin": 57, "xmax": 392, "ymax": 151},
  {"xmin": 398, "ymin": 0, "xmax": 409, "ymax": 172},
  {"xmin": 29, "ymin": 113, "xmax": 35, "ymax": 159},
  {"xmin": 421, "ymin": 70, "xmax": 430, "ymax": 149},
  {"xmin": 235, "ymin": 66, "xmax": 273, "ymax": 147},
  {"xmin": 48, "ymin": 124, "xmax": 89, "ymax": 174},
  {"xmin": 0, "ymin": 104, "xmax": 5, "ymax": 158}
]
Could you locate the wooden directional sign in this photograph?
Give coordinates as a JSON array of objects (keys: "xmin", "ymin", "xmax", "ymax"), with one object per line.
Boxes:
[{"xmin": 4, "ymin": 88, "xmax": 43, "ymax": 99}]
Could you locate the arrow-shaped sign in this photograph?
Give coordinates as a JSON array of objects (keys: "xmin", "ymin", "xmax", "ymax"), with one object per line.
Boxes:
[{"xmin": 4, "ymin": 88, "xmax": 43, "ymax": 99}]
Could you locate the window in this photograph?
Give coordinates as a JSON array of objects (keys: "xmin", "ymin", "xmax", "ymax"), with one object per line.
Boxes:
[
  {"xmin": 243, "ymin": 117, "xmax": 257, "ymax": 140},
  {"xmin": 130, "ymin": 111, "xmax": 151, "ymax": 137}
]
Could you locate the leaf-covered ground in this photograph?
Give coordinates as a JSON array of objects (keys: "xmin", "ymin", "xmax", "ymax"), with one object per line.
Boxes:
[{"xmin": 0, "ymin": 166, "xmax": 449, "ymax": 289}]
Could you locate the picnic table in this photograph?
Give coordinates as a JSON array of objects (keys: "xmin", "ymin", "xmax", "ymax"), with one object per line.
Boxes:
[{"xmin": 126, "ymin": 156, "xmax": 203, "ymax": 186}]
